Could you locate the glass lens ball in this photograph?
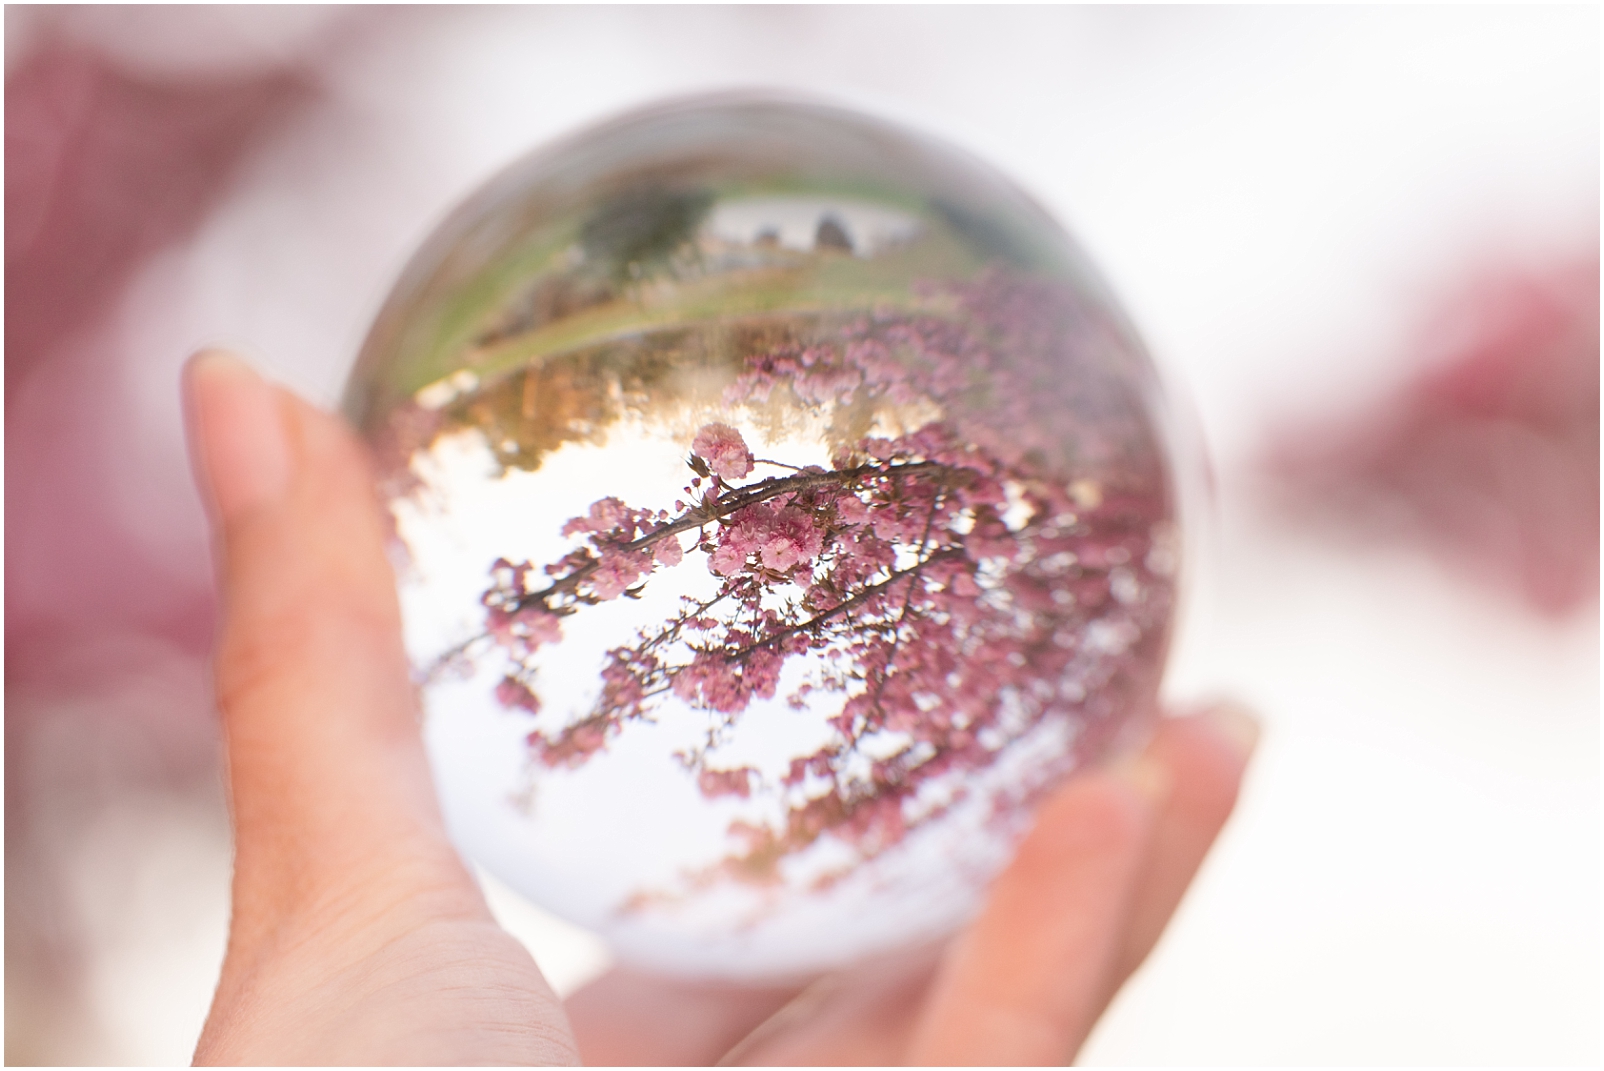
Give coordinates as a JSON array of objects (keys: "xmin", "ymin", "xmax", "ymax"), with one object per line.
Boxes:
[{"xmin": 344, "ymin": 94, "xmax": 1180, "ymax": 979}]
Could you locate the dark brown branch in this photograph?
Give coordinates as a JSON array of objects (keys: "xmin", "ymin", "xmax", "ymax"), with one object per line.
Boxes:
[{"xmin": 513, "ymin": 459, "xmax": 951, "ymax": 612}]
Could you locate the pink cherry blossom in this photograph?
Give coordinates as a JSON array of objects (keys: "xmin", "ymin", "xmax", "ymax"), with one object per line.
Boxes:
[
  {"xmin": 654, "ymin": 536, "xmax": 684, "ymax": 567},
  {"xmin": 698, "ymin": 766, "xmax": 757, "ymax": 799},
  {"xmin": 691, "ymin": 422, "xmax": 753, "ymax": 480},
  {"xmin": 590, "ymin": 548, "xmax": 652, "ymax": 600},
  {"xmin": 495, "ymin": 676, "xmax": 541, "ymax": 713}
]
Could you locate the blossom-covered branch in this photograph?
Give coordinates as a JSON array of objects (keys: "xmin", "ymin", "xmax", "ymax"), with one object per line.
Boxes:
[{"xmin": 472, "ymin": 270, "xmax": 1174, "ymax": 889}]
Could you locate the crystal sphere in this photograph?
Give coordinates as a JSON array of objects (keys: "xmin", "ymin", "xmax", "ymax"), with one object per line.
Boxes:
[{"xmin": 344, "ymin": 94, "xmax": 1179, "ymax": 979}]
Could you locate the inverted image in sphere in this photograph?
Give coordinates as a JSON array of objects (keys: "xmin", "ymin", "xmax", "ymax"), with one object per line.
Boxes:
[{"xmin": 345, "ymin": 94, "xmax": 1180, "ymax": 978}]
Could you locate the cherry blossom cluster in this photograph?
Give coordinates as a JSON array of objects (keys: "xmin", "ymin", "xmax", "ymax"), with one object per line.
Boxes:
[{"xmin": 478, "ymin": 269, "xmax": 1174, "ymax": 883}]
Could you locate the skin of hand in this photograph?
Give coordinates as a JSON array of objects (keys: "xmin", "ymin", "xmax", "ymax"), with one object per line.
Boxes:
[{"xmin": 184, "ymin": 349, "xmax": 1257, "ymax": 1066}]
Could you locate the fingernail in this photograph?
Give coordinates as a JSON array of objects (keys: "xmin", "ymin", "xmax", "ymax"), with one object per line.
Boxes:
[
  {"xmin": 1204, "ymin": 700, "xmax": 1262, "ymax": 762},
  {"xmin": 184, "ymin": 349, "xmax": 292, "ymax": 524},
  {"xmin": 1108, "ymin": 752, "xmax": 1171, "ymax": 807}
]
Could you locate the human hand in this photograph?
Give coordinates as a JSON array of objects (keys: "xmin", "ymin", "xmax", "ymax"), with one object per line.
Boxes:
[
  {"xmin": 184, "ymin": 350, "xmax": 1255, "ymax": 1066},
  {"xmin": 185, "ymin": 351, "xmax": 578, "ymax": 1065}
]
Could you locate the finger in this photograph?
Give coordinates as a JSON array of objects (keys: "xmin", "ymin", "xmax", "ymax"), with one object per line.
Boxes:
[
  {"xmin": 718, "ymin": 942, "xmax": 945, "ymax": 1065},
  {"xmin": 732, "ymin": 705, "xmax": 1259, "ymax": 1066},
  {"xmin": 904, "ymin": 760, "xmax": 1166, "ymax": 1065},
  {"xmin": 185, "ymin": 351, "xmax": 483, "ymax": 946},
  {"xmin": 1108, "ymin": 703, "xmax": 1258, "ymax": 991},
  {"xmin": 564, "ymin": 968, "xmax": 803, "ymax": 1066}
]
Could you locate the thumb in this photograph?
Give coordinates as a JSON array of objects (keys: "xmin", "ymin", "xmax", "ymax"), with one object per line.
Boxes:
[{"xmin": 184, "ymin": 350, "xmax": 483, "ymax": 947}]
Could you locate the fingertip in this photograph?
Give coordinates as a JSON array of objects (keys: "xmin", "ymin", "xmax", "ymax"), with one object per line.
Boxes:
[
  {"xmin": 1139, "ymin": 704, "xmax": 1259, "ymax": 827},
  {"xmin": 212, "ymin": 377, "xmax": 403, "ymax": 670},
  {"xmin": 1200, "ymin": 699, "xmax": 1261, "ymax": 764},
  {"xmin": 185, "ymin": 349, "xmax": 294, "ymax": 527},
  {"xmin": 1098, "ymin": 703, "xmax": 1259, "ymax": 996},
  {"xmin": 1007, "ymin": 770, "xmax": 1159, "ymax": 900},
  {"xmin": 908, "ymin": 771, "xmax": 1157, "ymax": 1064},
  {"xmin": 1155, "ymin": 700, "xmax": 1260, "ymax": 802}
]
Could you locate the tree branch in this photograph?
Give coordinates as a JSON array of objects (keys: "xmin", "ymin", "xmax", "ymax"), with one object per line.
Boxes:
[
  {"xmin": 513, "ymin": 459, "xmax": 951, "ymax": 612},
  {"xmin": 721, "ymin": 546, "xmax": 967, "ymax": 664}
]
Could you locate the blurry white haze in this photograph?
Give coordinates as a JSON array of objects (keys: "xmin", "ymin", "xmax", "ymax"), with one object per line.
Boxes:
[{"xmin": 5, "ymin": 7, "xmax": 1596, "ymax": 1064}]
